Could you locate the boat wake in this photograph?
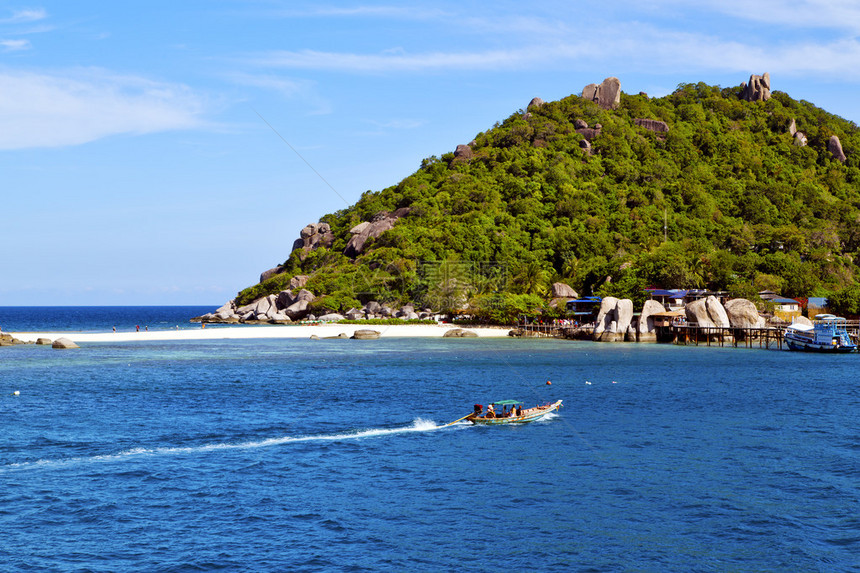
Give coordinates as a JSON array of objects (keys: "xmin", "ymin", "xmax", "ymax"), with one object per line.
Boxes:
[{"xmin": 2, "ymin": 418, "xmax": 449, "ymax": 472}]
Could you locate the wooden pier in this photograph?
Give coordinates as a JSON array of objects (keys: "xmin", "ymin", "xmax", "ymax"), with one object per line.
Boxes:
[
  {"xmin": 515, "ymin": 323, "xmax": 563, "ymax": 338},
  {"xmin": 670, "ymin": 325, "xmax": 786, "ymax": 350},
  {"xmin": 514, "ymin": 319, "xmax": 860, "ymax": 350}
]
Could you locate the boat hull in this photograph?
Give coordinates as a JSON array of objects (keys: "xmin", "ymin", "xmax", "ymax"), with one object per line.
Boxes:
[
  {"xmin": 469, "ymin": 400, "xmax": 562, "ymax": 425},
  {"xmin": 785, "ymin": 337, "xmax": 856, "ymax": 353}
]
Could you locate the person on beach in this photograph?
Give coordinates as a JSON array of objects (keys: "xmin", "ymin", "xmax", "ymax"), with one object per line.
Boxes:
[{"xmin": 136, "ymin": 325, "xmax": 140, "ymax": 332}]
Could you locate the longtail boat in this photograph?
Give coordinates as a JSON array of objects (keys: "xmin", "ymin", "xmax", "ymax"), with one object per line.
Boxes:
[{"xmin": 464, "ymin": 399, "xmax": 562, "ymax": 425}]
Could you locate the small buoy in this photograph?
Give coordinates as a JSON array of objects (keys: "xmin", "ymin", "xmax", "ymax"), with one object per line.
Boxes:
[
  {"xmin": 546, "ymin": 380, "xmax": 552, "ymax": 385},
  {"xmin": 12, "ymin": 390, "xmax": 20, "ymax": 396},
  {"xmin": 585, "ymin": 381, "xmax": 592, "ymax": 385},
  {"xmin": 612, "ymin": 380, "xmax": 617, "ymax": 384}
]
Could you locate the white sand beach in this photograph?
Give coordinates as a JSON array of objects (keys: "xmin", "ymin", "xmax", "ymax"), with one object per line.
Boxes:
[{"xmin": 8, "ymin": 323, "xmax": 512, "ymax": 344}]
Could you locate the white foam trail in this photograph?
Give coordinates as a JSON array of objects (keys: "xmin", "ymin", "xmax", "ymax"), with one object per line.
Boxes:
[{"xmin": 2, "ymin": 418, "xmax": 445, "ymax": 472}]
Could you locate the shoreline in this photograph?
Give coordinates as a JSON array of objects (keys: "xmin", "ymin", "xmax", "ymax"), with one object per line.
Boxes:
[{"xmin": 7, "ymin": 323, "xmax": 512, "ymax": 343}]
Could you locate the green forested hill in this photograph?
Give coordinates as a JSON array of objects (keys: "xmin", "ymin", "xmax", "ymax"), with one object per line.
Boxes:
[{"xmin": 237, "ymin": 80, "xmax": 860, "ymax": 320}]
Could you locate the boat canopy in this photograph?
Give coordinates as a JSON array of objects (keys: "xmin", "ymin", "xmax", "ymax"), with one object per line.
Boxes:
[
  {"xmin": 490, "ymin": 400, "xmax": 523, "ymax": 406},
  {"xmin": 787, "ymin": 323, "xmax": 814, "ymax": 332}
]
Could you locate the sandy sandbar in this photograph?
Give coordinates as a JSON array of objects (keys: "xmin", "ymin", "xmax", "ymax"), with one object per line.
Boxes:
[{"xmin": 8, "ymin": 323, "xmax": 512, "ymax": 344}]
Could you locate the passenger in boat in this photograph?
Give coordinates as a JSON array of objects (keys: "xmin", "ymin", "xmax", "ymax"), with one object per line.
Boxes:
[{"xmin": 486, "ymin": 404, "xmax": 496, "ymax": 418}]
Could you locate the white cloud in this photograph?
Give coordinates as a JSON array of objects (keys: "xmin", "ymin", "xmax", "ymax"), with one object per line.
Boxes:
[
  {"xmin": 689, "ymin": 0, "xmax": 860, "ymax": 33},
  {"xmin": 0, "ymin": 68, "xmax": 207, "ymax": 150},
  {"xmin": 0, "ymin": 8, "xmax": 48, "ymax": 24},
  {"xmin": 272, "ymin": 5, "xmax": 447, "ymax": 20},
  {"xmin": 225, "ymin": 71, "xmax": 332, "ymax": 115},
  {"xmin": 250, "ymin": 45, "xmax": 585, "ymax": 72},
  {"xmin": 0, "ymin": 39, "xmax": 30, "ymax": 51}
]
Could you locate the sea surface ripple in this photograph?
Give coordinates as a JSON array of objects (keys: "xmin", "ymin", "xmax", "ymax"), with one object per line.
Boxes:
[{"xmin": 1, "ymin": 325, "xmax": 858, "ymax": 571}]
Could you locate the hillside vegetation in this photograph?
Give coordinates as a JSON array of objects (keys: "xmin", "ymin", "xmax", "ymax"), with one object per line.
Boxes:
[{"xmin": 237, "ymin": 80, "xmax": 860, "ymax": 320}]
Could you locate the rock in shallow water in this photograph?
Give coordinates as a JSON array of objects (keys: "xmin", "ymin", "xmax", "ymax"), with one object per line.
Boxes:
[{"xmin": 52, "ymin": 337, "xmax": 80, "ymax": 349}]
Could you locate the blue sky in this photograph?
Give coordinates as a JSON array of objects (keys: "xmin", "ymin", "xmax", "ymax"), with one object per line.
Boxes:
[{"xmin": 3, "ymin": 0, "xmax": 860, "ymax": 306}]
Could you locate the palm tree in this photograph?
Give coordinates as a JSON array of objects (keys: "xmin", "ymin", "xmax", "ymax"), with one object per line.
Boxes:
[{"xmin": 511, "ymin": 260, "xmax": 549, "ymax": 295}]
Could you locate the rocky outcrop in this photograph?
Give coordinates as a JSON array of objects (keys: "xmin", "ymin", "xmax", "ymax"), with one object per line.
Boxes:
[
  {"xmin": 260, "ymin": 265, "xmax": 286, "ymax": 283},
  {"xmin": 685, "ymin": 296, "xmax": 730, "ymax": 328},
  {"xmin": 788, "ymin": 118, "xmax": 797, "ymax": 136},
  {"xmin": 443, "ymin": 328, "xmax": 478, "ymax": 338},
  {"xmin": 593, "ymin": 297, "xmax": 634, "ymax": 342},
  {"xmin": 0, "ymin": 333, "xmax": 27, "ymax": 346},
  {"xmin": 318, "ymin": 313, "xmax": 345, "ymax": 322},
  {"xmin": 527, "ymin": 97, "xmax": 544, "ymax": 110},
  {"xmin": 195, "ymin": 282, "xmax": 320, "ymax": 324},
  {"xmin": 829, "ymin": 135, "xmax": 847, "ymax": 162},
  {"xmin": 574, "ymin": 119, "xmax": 602, "ymax": 141},
  {"xmin": 634, "ymin": 118, "xmax": 669, "ymax": 133},
  {"xmin": 794, "ymin": 131, "xmax": 808, "ymax": 147},
  {"xmin": 793, "ymin": 316, "xmax": 813, "ymax": 327},
  {"xmin": 292, "ymin": 222, "xmax": 334, "ymax": 253},
  {"xmin": 725, "ymin": 298, "xmax": 764, "ymax": 329},
  {"xmin": 453, "ymin": 144, "xmax": 473, "ymax": 161},
  {"xmin": 52, "ymin": 337, "xmax": 79, "ymax": 349},
  {"xmin": 351, "ymin": 329, "xmax": 380, "ymax": 340},
  {"xmin": 582, "ymin": 77, "xmax": 621, "ymax": 110},
  {"xmin": 36, "ymin": 338, "xmax": 52, "ymax": 345},
  {"xmin": 344, "ymin": 208, "xmax": 411, "ymax": 258},
  {"xmin": 551, "ymin": 282, "xmax": 578, "ymax": 299},
  {"xmin": 741, "ymin": 72, "xmax": 771, "ymax": 102},
  {"xmin": 706, "ymin": 296, "xmax": 730, "ymax": 328},
  {"xmin": 638, "ymin": 299, "xmax": 666, "ymax": 342},
  {"xmin": 579, "ymin": 139, "xmax": 591, "ymax": 155}
]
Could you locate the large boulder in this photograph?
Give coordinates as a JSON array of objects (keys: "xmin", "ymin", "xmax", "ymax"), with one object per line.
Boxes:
[
  {"xmin": 284, "ymin": 299, "xmax": 310, "ymax": 320},
  {"xmin": 276, "ymin": 290, "xmax": 296, "ymax": 309},
  {"xmin": 725, "ymin": 298, "xmax": 764, "ymax": 329},
  {"xmin": 829, "ymin": 135, "xmax": 847, "ymax": 162},
  {"xmin": 237, "ymin": 295, "xmax": 276, "ymax": 318},
  {"xmin": 594, "ymin": 296, "xmax": 618, "ymax": 334},
  {"xmin": 294, "ymin": 289, "xmax": 316, "ymax": 303},
  {"xmin": 551, "ymin": 282, "xmax": 578, "ymax": 299},
  {"xmin": 318, "ymin": 313, "xmax": 345, "ymax": 322},
  {"xmin": 292, "ymin": 222, "xmax": 335, "ymax": 254},
  {"xmin": 443, "ymin": 328, "xmax": 478, "ymax": 338},
  {"xmin": 289, "ymin": 275, "xmax": 310, "ymax": 290},
  {"xmin": 260, "ymin": 265, "xmax": 287, "ymax": 283},
  {"xmin": 52, "ymin": 337, "xmax": 79, "ymax": 349},
  {"xmin": 527, "ymin": 97, "xmax": 544, "ymax": 110},
  {"xmin": 705, "ymin": 295, "xmax": 730, "ymax": 328},
  {"xmin": 685, "ymin": 299, "xmax": 715, "ymax": 328},
  {"xmin": 740, "ymin": 72, "xmax": 771, "ymax": 102},
  {"xmin": 794, "ymin": 315, "xmax": 813, "ymax": 327},
  {"xmin": 615, "ymin": 299, "xmax": 634, "ymax": 339},
  {"xmin": 685, "ymin": 296, "xmax": 730, "ymax": 328},
  {"xmin": 453, "ymin": 144, "xmax": 473, "ymax": 161},
  {"xmin": 634, "ymin": 118, "xmax": 669, "ymax": 133},
  {"xmin": 593, "ymin": 297, "xmax": 620, "ymax": 342},
  {"xmin": 0, "ymin": 333, "xmax": 26, "ymax": 346},
  {"xmin": 583, "ymin": 77, "xmax": 621, "ymax": 110},
  {"xmin": 351, "ymin": 329, "xmax": 380, "ymax": 340},
  {"xmin": 344, "ymin": 210, "xmax": 410, "ymax": 258},
  {"xmin": 638, "ymin": 299, "xmax": 666, "ymax": 342}
]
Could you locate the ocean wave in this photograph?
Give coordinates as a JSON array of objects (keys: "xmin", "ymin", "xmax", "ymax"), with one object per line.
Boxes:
[{"xmin": 1, "ymin": 418, "xmax": 445, "ymax": 471}]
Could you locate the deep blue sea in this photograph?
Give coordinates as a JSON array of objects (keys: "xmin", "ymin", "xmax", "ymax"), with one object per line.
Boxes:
[{"xmin": 1, "ymin": 308, "xmax": 859, "ymax": 571}]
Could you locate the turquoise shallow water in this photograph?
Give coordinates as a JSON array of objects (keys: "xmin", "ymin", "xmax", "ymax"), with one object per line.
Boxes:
[{"xmin": 1, "ymin": 324, "xmax": 859, "ymax": 571}]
